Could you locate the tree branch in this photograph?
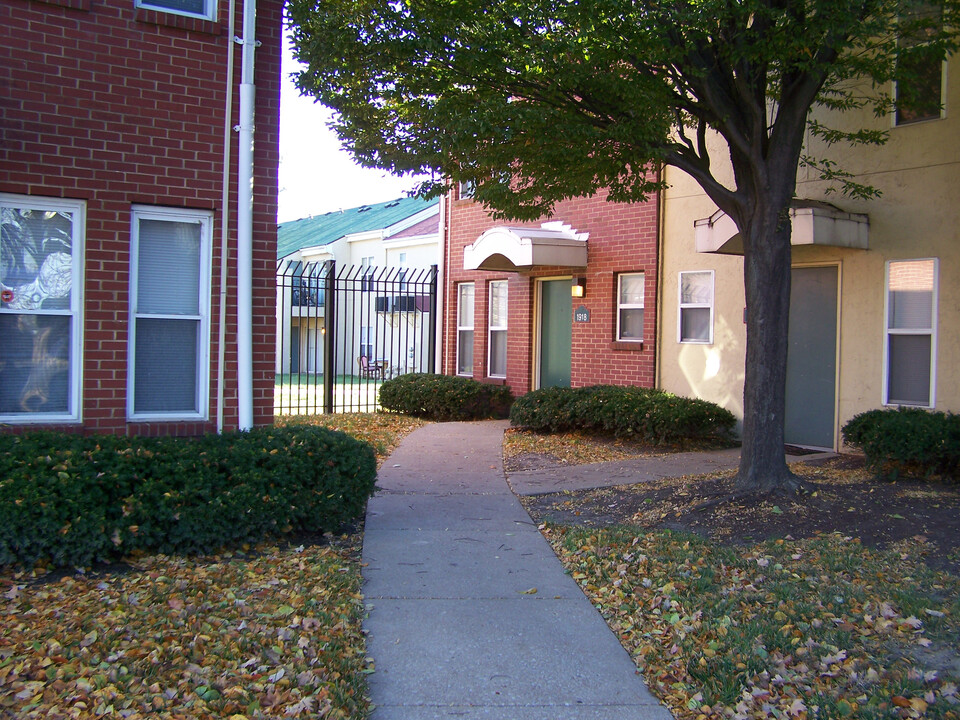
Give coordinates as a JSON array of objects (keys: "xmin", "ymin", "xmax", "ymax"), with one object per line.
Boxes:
[{"xmin": 664, "ymin": 145, "xmax": 741, "ymax": 215}]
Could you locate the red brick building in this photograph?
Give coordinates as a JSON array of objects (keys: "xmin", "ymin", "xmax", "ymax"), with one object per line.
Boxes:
[
  {"xmin": 442, "ymin": 182, "xmax": 660, "ymax": 397},
  {"xmin": 0, "ymin": 0, "xmax": 281, "ymax": 434}
]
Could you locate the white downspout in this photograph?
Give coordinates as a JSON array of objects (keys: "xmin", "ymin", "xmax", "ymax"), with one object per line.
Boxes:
[
  {"xmin": 217, "ymin": 0, "xmax": 237, "ymax": 434},
  {"xmin": 236, "ymin": 0, "xmax": 258, "ymax": 430},
  {"xmin": 435, "ymin": 192, "xmax": 446, "ymax": 373}
]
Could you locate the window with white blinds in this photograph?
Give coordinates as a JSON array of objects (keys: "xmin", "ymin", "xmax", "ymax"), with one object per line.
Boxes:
[
  {"xmin": 617, "ymin": 273, "xmax": 645, "ymax": 342},
  {"xmin": 135, "ymin": 0, "xmax": 215, "ymax": 21},
  {"xmin": 457, "ymin": 282, "xmax": 474, "ymax": 376},
  {"xmin": 128, "ymin": 207, "xmax": 211, "ymax": 419},
  {"xmin": 678, "ymin": 270, "xmax": 714, "ymax": 344},
  {"xmin": 884, "ymin": 258, "xmax": 937, "ymax": 407},
  {"xmin": 488, "ymin": 280, "xmax": 508, "ymax": 378}
]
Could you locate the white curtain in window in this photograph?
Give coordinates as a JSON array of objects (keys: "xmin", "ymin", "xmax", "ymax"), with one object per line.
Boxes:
[
  {"xmin": 886, "ymin": 259, "xmax": 936, "ymax": 406},
  {"xmin": 458, "ymin": 283, "xmax": 474, "ymax": 327},
  {"xmin": 680, "ymin": 271, "xmax": 712, "ymax": 304},
  {"xmin": 619, "ymin": 274, "xmax": 644, "ymax": 305},
  {"xmin": 488, "ymin": 280, "xmax": 507, "ymax": 376},
  {"xmin": 0, "ymin": 197, "xmax": 82, "ymax": 420},
  {"xmin": 457, "ymin": 283, "xmax": 474, "ymax": 374},
  {"xmin": 679, "ymin": 271, "xmax": 714, "ymax": 343}
]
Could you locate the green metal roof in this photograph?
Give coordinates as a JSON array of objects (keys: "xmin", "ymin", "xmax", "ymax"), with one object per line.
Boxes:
[{"xmin": 277, "ymin": 196, "xmax": 438, "ymax": 259}]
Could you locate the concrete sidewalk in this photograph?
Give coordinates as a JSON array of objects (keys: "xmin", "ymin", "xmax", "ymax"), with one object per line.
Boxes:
[{"xmin": 361, "ymin": 420, "xmax": 673, "ymax": 720}]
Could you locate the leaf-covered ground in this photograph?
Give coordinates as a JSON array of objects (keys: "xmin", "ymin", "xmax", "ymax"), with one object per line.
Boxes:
[
  {"xmin": 1, "ymin": 544, "xmax": 368, "ymax": 719},
  {"xmin": 516, "ymin": 431, "xmax": 960, "ymax": 719},
  {"xmin": 0, "ymin": 413, "xmax": 425, "ymax": 720},
  {"xmin": 503, "ymin": 427, "xmax": 730, "ymax": 470},
  {"xmin": 275, "ymin": 413, "xmax": 425, "ymax": 467}
]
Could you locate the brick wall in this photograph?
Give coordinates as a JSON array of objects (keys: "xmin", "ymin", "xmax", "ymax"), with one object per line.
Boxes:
[
  {"xmin": 443, "ymin": 184, "xmax": 660, "ymax": 398},
  {"xmin": 0, "ymin": 0, "xmax": 281, "ymax": 434}
]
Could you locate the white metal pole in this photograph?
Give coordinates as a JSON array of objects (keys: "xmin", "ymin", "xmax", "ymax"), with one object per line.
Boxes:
[{"xmin": 236, "ymin": 0, "xmax": 257, "ymax": 430}]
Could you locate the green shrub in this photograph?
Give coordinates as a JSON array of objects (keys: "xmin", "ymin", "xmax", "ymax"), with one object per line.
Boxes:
[
  {"xmin": 509, "ymin": 385, "xmax": 736, "ymax": 444},
  {"xmin": 378, "ymin": 373, "xmax": 513, "ymax": 420},
  {"xmin": 842, "ymin": 407, "xmax": 960, "ymax": 481},
  {"xmin": 0, "ymin": 425, "xmax": 376, "ymax": 568}
]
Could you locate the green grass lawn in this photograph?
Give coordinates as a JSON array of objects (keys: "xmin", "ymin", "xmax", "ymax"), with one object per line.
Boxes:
[
  {"xmin": 547, "ymin": 525, "xmax": 960, "ymax": 719},
  {"xmin": 274, "ymin": 374, "xmax": 382, "ymax": 415}
]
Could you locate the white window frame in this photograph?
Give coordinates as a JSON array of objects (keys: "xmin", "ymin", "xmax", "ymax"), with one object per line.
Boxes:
[
  {"xmin": 135, "ymin": 0, "xmax": 216, "ymax": 21},
  {"xmin": 459, "ymin": 180, "xmax": 476, "ymax": 199},
  {"xmin": 616, "ymin": 272, "xmax": 645, "ymax": 343},
  {"xmin": 360, "ymin": 255, "xmax": 375, "ymax": 291},
  {"xmin": 360, "ymin": 325, "xmax": 375, "ymax": 360},
  {"xmin": 0, "ymin": 194, "xmax": 85, "ymax": 423},
  {"xmin": 678, "ymin": 270, "xmax": 715, "ymax": 344},
  {"xmin": 488, "ymin": 280, "xmax": 508, "ymax": 378},
  {"xmin": 883, "ymin": 258, "xmax": 938, "ymax": 408},
  {"xmin": 127, "ymin": 205, "xmax": 212, "ymax": 421},
  {"xmin": 456, "ymin": 282, "xmax": 474, "ymax": 376}
]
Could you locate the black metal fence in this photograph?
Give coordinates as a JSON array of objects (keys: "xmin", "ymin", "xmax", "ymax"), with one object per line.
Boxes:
[{"xmin": 275, "ymin": 259, "xmax": 438, "ymax": 415}]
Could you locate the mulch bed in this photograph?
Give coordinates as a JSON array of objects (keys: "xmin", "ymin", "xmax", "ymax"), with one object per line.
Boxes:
[{"xmin": 519, "ymin": 454, "xmax": 960, "ymax": 575}]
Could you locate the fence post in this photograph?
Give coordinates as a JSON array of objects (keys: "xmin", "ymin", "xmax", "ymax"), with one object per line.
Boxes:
[
  {"xmin": 427, "ymin": 264, "xmax": 438, "ymax": 374},
  {"xmin": 323, "ymin": 259, "xmax": 336, "ymax": 414}
]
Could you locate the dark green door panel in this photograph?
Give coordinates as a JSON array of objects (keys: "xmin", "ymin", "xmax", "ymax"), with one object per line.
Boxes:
[
  {"xmin": 785, "ymin": 266, "xmax": 838, "ymax": 449},
  {"xmin": 539, "ymin": 279, "xmax": 572, "ymax": 388}
]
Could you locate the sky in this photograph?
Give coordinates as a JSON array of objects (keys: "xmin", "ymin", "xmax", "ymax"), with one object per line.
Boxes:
[{"xmin": 278, "ymin": 36, "xmax": 427, "ymax": 223}]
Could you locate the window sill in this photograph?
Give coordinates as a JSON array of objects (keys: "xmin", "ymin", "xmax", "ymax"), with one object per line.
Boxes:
[
  {"xmin": 31, "ymin": 0, "xmax": 91, "ymax": 10},
  {"xmin": 0, "ymin": 415, "xmax": 81, "ymax": 425},
  {"xmin": 610, "ymin": 341, "xmax": 644, "ymax": 352},
  {"xmin": 894, "ymin": 114, "xmax": 945, "ymax": 128},
  {"xmin": 482, "ymin": 377, "xmax": 506, "ymax": 386},
  {"xmin": 128, "ymin": 412, "xmax": 208, "ymax": 422},
  {"xmin": 135, "ymin": 8, "xmax": 223, "ymax": 35}
]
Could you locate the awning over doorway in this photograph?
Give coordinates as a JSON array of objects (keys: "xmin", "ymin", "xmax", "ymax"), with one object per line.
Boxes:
[
  {"xmin": 694, "ymin": 200, "xmax": 869, "ymax": 255},
  {"xmin": 463, "ymin": 222, "xmax": 589, "ymax": 272}
]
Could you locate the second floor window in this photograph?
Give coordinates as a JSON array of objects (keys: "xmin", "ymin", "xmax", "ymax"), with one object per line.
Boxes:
[
  {"xmin": 895, "ymin": 4, "xmax": 945, "ymax": 125},
  {"xmin": 136, "ymin": 0, "xmax": 216, "ymax": 21}
]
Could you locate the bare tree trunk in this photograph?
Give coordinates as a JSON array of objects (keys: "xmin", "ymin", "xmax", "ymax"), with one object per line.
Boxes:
[{"xmin": 735, "ymin": 204, "xmax": 804, "ymax": 494}]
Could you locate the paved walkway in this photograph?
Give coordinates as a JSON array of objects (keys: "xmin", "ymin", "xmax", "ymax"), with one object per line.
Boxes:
[{"xmin": 361, "ymin": 420, "xmax": 673, "ymax": 720}]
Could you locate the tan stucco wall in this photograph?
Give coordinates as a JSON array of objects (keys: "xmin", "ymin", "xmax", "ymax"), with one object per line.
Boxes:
[{"xmin": 659, "ymin": 63, "xmax": 960, "ymax": 448}]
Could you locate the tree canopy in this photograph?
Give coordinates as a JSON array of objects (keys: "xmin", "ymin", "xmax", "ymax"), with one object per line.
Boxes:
[{"xmin": 287, "ymin": 0, "xmax": 958, "ymax": 491}]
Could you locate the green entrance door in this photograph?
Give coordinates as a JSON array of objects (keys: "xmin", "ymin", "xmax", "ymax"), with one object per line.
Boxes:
[
  {"xmin": 539, "ymin": 279, "xmax": 572, "ymax": 388},
  {"xmin": 785, "ymin": 266, "xmax": 838, "ymax": 449}
]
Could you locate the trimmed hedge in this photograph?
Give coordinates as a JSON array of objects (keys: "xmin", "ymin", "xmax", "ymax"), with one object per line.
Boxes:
[
  {"xmin": 378, "ymin": 373, "xmax": 513, "ymax": 420},
  {"xmin": 0, "ymin": 425, "xmax": 377, "ymax": 568},
  {"xmin": 842, "ymin": 407, "xmax": 960, "ymax": 481},
  {"xmin": 509, "ymin": 385, "xmax": 736, "ymax": 444}
]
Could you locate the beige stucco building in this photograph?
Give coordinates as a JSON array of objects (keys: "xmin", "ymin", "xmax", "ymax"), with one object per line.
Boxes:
[{"xmin": 658, "ymin": 57, "xmax": 958, "ymax": 450}]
